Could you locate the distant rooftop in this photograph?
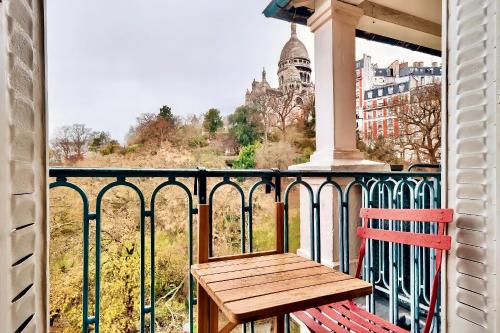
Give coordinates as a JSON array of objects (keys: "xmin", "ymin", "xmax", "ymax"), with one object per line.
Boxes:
[{"xmin": 365, "ymin": 82, "xmax": 410, "ymax": 100}]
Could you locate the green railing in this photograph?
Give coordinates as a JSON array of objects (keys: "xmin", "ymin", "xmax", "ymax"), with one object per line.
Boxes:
[{"xmin": 49, "ymin": 167, "xmax": 441, "ymax": 333}]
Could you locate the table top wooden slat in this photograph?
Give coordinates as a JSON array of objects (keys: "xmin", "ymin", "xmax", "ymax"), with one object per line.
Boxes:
[
  {"xmin": 194, "ymin": 255, "xmax": 307, "ymax": 276},
  {"xmin": 191, "ymin": 253, "xmax": 372, "ymax": 323},
  {"xmin": 198, "ymin": 260, "xmax": 321, "ymax": 284},
  {"xmin": 208, "ymin": 265, "xmax": 334, "ymax": 292},
  {"xmin": 226, "ymin": 278, "xmax": 372, "ymax": 321},
  {"xmin": 216, "ymin": 271, "xmax": 350, "ymax": 303},
  {"xmin": 194, "ymin": 252, "xmax": 295, "ymax": 269}
]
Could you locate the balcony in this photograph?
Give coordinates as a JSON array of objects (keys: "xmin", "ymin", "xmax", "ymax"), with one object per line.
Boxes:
[{"xmin": 49, "ymin": 167, "xmax": 441, "ymax": 333}]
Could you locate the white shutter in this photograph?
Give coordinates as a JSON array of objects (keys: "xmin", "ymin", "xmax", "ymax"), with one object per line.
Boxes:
[
  {"xmin": 0, "ymin": 0, "xmax": 48, "ymax": 332},
  {"xmin": 447, "ymin": 0, "xmax": 497, "ymax": 331}
]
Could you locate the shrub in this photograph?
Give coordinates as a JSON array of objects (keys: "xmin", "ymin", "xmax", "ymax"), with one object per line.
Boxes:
[
  {"xmin": 99, "ymin": 140, "xmax": 121, "ymax": 155},
  {"xmin": 89, "ymin": 131, "xmax": 112, "ymax": 152},
  {"xmin": 119, "ymin": 145, "xmax": 138, "ymax": 155},
  {"xmin": 188, "ymin": 136, "xmax": 208, "ymax": 148},
  {"xmin": 232, "ymin": 143, "xmax": 259, "ymax": 169},
  {"xmin": 255, "ymin": 142, "xmax": 298, "ymax": 169}
]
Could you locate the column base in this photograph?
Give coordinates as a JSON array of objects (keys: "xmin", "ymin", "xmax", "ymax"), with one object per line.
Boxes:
[{"xmin": 289, "ymin": 155, "xmax": 389, "ymax": 172}]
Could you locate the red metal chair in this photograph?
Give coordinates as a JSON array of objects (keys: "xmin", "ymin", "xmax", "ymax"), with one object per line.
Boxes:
[{"xmin": 293, "ymin": 208, "xmax": 453, "ymax": 333}]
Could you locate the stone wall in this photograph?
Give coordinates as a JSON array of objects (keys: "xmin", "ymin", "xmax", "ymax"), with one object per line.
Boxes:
[{"xmin": 0, "ymin": 0, "xmax": 47, "ymax": 332}]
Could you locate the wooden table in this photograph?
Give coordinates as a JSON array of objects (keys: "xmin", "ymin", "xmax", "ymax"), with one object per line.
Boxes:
[{"xmin": 191, "ymin": 252, "xmax": 372, "ymax": 333}]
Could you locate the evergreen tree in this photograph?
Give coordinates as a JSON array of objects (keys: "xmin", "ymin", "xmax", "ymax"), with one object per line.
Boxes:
[
  {"xmin": 203, "ymin": 108, "xmax": 224, "ymax": 136},
  {"xmin": 228, "ymin": 106, "xmax": 263, "ymax": 147},
  {"xmin": 158, "ymin": 105, "xmax": 174, "ymax": 122}
]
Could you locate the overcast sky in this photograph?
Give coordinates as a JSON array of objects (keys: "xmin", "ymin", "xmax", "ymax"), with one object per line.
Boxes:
[{"xmin": 46, "ymin": 0, "xmax": 440, "ymax": 142}]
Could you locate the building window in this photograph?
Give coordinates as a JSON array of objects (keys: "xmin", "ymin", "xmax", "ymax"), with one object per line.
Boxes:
[
  {"xmin": 367, "ymin": 91, "xmax": 372, "ymax": 99},
  {"xmin": 388, "ymin": 119, "xmax": 394, "ymax": 135}
]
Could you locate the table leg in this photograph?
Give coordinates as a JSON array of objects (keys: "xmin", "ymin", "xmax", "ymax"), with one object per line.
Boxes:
[
  {"xmin": 197, "ymin": 285, "xmax": 210, "ymax": 333},
  {"xmin": 274, "ymin": 315, "xmax": 284, "ymax": 333},
  {"xmin": 210, "ymin": 299, "xmax": 219, "ymax": 332}
]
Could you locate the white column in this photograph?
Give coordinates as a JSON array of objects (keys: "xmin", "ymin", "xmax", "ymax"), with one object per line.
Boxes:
[
  {"xmin": 292, "ymin": 0, "xmax": 388, "ymax": 168},
  {"xmin": 0, "ymin": 1, "xmax": 48, "ymax": 332},
  {"xmin": 290, "ymin": 0, "xmax": 387, "ymax": 269},
  {"xmin": 308, "ymin": 0, "xmax": 368, "ymax": 165}
]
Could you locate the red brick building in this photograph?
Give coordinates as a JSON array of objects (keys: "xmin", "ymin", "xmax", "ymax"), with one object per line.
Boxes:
[{"xmin": 356, "ymin": 59, "xmax": 441, "ymax": 143}]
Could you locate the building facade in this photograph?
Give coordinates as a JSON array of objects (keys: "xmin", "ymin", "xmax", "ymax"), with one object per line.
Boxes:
[
  {"xmin": 356, "ymin": 58, "xmax": 442, "ymax": 142},
  {"xmin": 355, "ymin": 54, "xmax": 374, "ymax": 131}
]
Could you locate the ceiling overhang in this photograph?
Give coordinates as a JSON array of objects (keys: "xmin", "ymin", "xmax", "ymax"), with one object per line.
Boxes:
[{"xmin": 263, "ymin": 0, "xmax": 442, "ymax": 56}]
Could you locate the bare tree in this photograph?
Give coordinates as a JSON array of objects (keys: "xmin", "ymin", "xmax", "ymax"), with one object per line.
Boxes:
[
  {"xmin": 268, "ymin": 90, "xmax": 300, "ymax": 138},
  {"xmin": 396, "ymin": 83, "xmax": 441, "ymax": 163},
  {"xmin": 51, "ymin": 124, "xmax": 92, "ymax": 161},
  {"xmin": 69, "ymin": 124, "xmax": 93, "ymax": 158},
  {"xmin": 51, "ymin": 126, "xmax": 73, "ymax": 160},
  {"xmin": 297, "ymin": 94, "xmax": 315, "ymax": 136},
  {"xmin": 128, "ymin": 112, "xmax": 177, "ymax": 146},
  {"xmin": 184, "ymin": 113, "xmax": 202, "ymax": 127},
  {"xmin": 253, "ymin": 91, "xmax": 279, "ymax": 142}
]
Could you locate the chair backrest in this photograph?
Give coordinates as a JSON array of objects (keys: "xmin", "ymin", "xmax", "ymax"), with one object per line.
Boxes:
[
  {"xmin": 358, "ymin": 208, "xmax": 453, "ymax": 251},
  {"xmin": 355, "ymin": 208, "xmax": 453, "ymax": 333}
]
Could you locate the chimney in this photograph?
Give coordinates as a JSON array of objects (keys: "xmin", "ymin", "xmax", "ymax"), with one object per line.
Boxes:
[
  {"xmin": 432, "ymin": 61, "xmax": 438, "ymax": 67},
  {"xmin": 413, "ymin": 61, "xmax": 419, "ymax": 67}
]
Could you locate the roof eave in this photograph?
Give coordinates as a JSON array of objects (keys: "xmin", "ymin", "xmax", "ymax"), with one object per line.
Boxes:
[{"xmin": 263, "ymin": 0, "xmax": 312, "ymax": 25}]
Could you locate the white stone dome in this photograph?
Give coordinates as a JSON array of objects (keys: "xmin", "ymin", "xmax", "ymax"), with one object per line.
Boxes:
[{"xmin": 279, "ymin": 23, "xmax": 309, "ymax": 62}]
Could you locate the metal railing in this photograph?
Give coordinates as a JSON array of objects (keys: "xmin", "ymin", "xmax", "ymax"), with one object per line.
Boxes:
[{"xmin": 49, "ymin": 167, "xmax": 441, "ymax": 333}]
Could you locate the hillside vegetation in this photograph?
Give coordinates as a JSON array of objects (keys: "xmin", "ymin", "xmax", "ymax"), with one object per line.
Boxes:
[{"xmin": 49, "ymin": 105, "xmax": 307, "ymax": 332}]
